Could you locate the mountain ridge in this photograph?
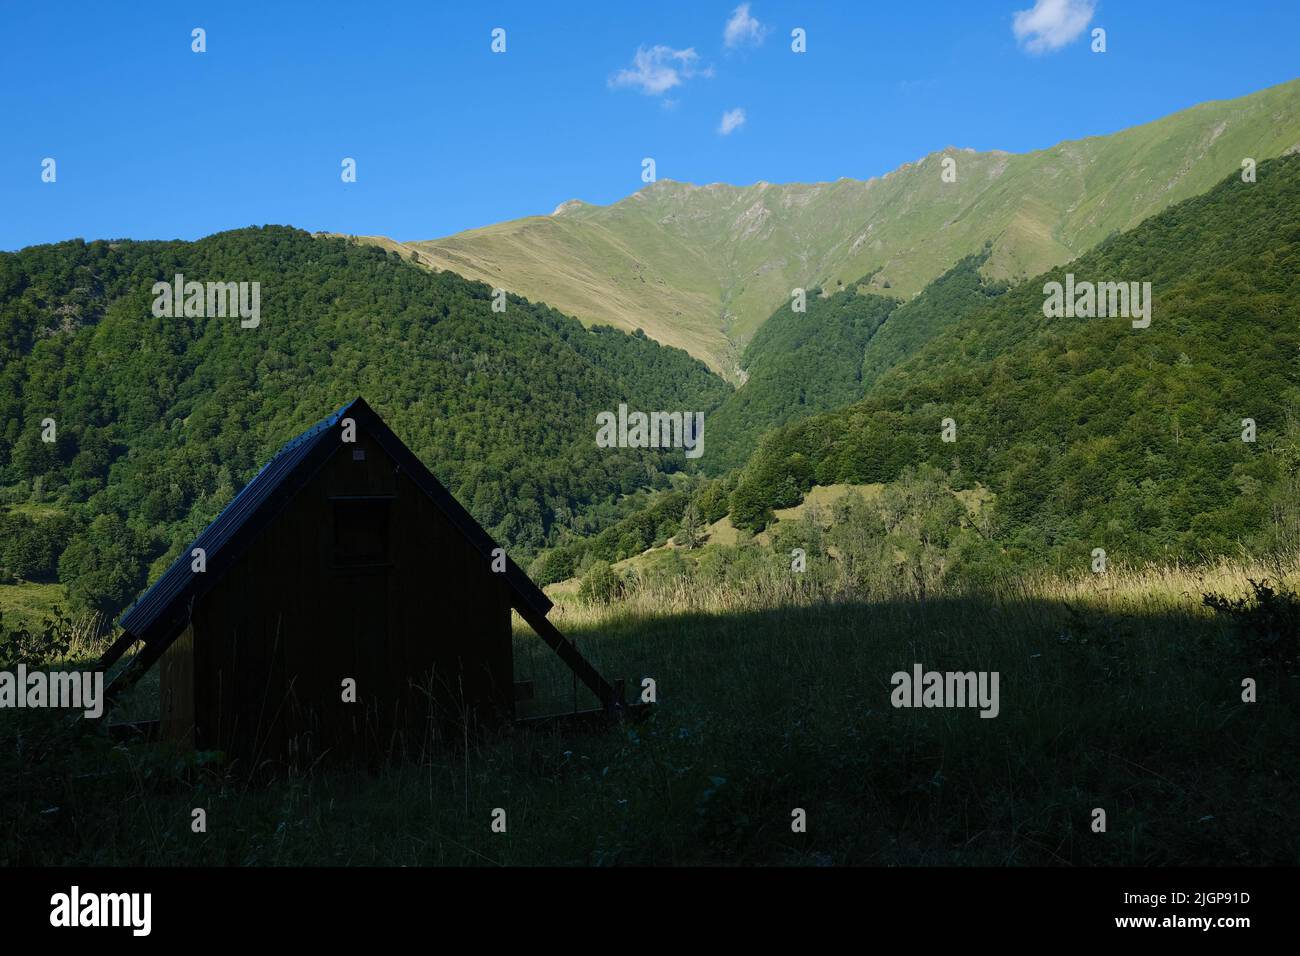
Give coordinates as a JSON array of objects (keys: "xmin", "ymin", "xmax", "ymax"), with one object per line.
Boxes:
[{"xmin": 354, "ymin": 78, "xmax": 1300, "ymax": 379}]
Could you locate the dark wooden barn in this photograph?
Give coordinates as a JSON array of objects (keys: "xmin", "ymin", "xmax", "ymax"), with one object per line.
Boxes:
[{"xmin": 98, "ymin": 397, "xmax": 623, "ymax": 765}]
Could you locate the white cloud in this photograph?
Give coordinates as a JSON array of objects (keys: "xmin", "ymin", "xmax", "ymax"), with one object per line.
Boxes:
[
  {"xmin": 609, "ymin": 45, "xmax": 711, "ymax": 96},
  {"xmin": 718, "ymin": 107, "xmax": 747, "ymax": 136},
  {"xmin": 1012, "ymin": 0, "xmax": 1096, "ymax": 54},
  {"xmin": 724, "ymin": 4, "xmax": 769, "ymax": 48}
]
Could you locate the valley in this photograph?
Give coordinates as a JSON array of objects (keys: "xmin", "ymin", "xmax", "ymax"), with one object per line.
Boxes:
[{"xmin": 3, "ymin": 52, "xmax": 1300, "ymax": 876}]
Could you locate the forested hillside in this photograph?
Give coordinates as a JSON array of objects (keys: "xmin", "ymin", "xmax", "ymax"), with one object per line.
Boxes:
[
  {"xmin": 8, "ymin": 158, "xmax": 1300, "ymax": 618},
  {"xmin": 727, "ymin": 155, "xmax": 1300, "ymax": 571},
  {"xmin": 702, "ymin": 282, "xmax": 896, "ymax": 472},
  {"xmin": 0, "ymin": 228, "xmax": 730, "ymax": 614},
  {"xmin": 704, "ymin": 251, "xmax": 1014, "ymax": 472},
  {"xmin": 856, "ymin": 249, "xmax": 1012, "ymax": 389}
]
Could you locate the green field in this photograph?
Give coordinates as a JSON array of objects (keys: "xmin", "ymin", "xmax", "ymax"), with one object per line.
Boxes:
[{"xmin": 0, "ymin": 581, "xmax": 67, "ymax": 633}]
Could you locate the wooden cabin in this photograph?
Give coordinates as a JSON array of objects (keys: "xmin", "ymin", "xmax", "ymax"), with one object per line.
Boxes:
[{"xmin": 99, "ymin": 398, "xmax": 622, "ymax": 765}]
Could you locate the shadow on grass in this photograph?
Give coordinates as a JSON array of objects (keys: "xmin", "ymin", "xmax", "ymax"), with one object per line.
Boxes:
[{"xmin": 3, "ymin": 591, "xmax": 1297, "ymax": 866}]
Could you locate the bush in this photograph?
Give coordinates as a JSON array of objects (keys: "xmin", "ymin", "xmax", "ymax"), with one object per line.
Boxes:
[
  {"xmin": 0, "ymin": 607, "xmax": 73, "ymax": 669},
  {"xmin": 1203, "ymin": 579, "xmax": 1300, "ymax": 674},
  {"xmin": 530, "ymin": 546, "xmax": 577, "ymax": 586},
  {"xmin": 577, "ymin": 562, "xmax": 630, "ymax": 605}
]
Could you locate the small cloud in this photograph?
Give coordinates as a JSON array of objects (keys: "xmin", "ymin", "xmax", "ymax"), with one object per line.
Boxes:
[
  {"xmin": 1012, "ymin": 0, "xmax": 1095, "ymax": 54},
  {"xmin": 609, "ymin": 45, "xmax": 711, "ymax": 96},
  {"xmin": 718, "ymin": 107, "xmax": 747, "ymax": 136},
  {"xmin": 724, "ymin": 4, "xmax": 769, "ymax": 49}
]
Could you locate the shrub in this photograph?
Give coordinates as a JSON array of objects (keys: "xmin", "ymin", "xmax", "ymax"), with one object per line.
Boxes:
[
  {"xmin": 0, "ymin": 607, "xmax": 73, "ymax": 669},
  {"xmin": 577, "ymin": 562, "xmax": 630, "ymax": 605},
  {"xmin": 1203, "ymin": 578, "xmax": 1300, "ymax": 674}
]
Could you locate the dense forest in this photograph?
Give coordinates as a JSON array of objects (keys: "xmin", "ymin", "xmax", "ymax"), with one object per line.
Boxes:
[
  {"xmin": 0, "ymin": 228, "xmax": 730, "ymax": 614},
  {"xmin": 724, "ymin": 155, "xmax": 1300, "ymax": 572},
  {"xmin": 703, "ymin": 249, "xmax": 1014, "ymax": 473},
  {"xmin": 703, "ymin": 280, "xmax": 896, "ymax": 472}
]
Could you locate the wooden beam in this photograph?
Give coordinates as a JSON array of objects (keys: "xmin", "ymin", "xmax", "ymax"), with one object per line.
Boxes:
[
  {"xmin": 514, "ymin": 603, "xmax": 620, "ymax": 712},
  {"xmin": 100, "ymin": 637, "xmax": 169, "ymax": 709},
  {"xmin": 96, "ymin": 631, "xmax": 138, "ymax": 671}
]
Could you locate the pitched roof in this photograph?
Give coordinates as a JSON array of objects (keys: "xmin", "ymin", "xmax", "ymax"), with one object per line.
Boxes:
[{"xmin": 115, "ymin": 397, "xmax": 552, "ymax": 655}]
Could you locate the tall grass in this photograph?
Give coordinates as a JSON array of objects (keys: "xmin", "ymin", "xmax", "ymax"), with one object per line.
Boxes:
[
  {"xmin": 552, "ymin": 550, "xmax": 1300, "ymax": 631},
  {"xmin": 2, "ymin": 557, "xmax": 1297, "ymax": 866}
]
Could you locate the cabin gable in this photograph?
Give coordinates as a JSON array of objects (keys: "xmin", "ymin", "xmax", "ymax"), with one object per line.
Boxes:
[
  {"xmin": 159, "ymin": 428, "xmax": 511, "ymax": 762},
  {"xmin": 104, "ymin": 397, "xmax": 623, "ymax": 767}
]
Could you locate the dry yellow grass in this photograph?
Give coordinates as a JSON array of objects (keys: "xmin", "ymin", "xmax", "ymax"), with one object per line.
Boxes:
[{"xmin": 541, "ymin": 552, "xmax": 1300, "ymax": 634}]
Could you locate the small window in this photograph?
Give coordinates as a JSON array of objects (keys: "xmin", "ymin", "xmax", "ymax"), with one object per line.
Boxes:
[{"xmin": 331, "ymin": 498, "xmax": 391, "ymax": 567}]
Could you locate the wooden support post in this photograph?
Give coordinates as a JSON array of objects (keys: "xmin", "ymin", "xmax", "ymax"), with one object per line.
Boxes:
[{"xmin": 515, "ymin": 604, "xmax": 620, "ymax": 712}]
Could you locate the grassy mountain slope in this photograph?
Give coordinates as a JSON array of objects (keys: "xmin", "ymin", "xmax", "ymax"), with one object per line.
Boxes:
[
  {"xmin": 0, "ymin": 228, "xmax": 729, "ymax": 613},
  {"xmin": 375, "ymin": 79, "xmax": 1300, "ymax": 377},
  {"xmin": 726, "ymin": 154, "xmax": 1300, "ymax": 571}
]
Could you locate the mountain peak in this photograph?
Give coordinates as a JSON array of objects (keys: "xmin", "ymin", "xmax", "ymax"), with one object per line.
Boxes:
[{"xmin": 398, "ymin": 80, "xmax": 1300, "ymax": 379}]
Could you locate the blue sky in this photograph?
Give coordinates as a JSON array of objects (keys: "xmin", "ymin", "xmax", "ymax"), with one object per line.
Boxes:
[{"xmin": 2, "ymin": 0, "xmax": 1298, "ymax": 250}]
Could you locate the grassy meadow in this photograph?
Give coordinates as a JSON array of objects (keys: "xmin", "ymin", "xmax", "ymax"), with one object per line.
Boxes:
[
  {"xmin": 2, "ymin": 555, "xmax": 1297, "ymax": 866},
  {"xmin": 0, "ymin": 581, "xmax": 68, "ymax": 633}
]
